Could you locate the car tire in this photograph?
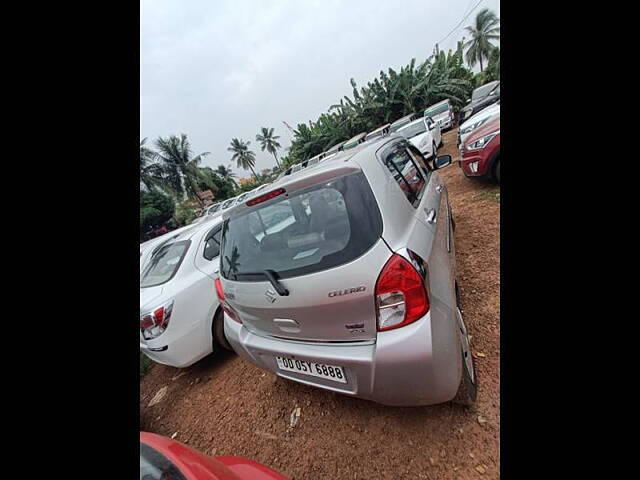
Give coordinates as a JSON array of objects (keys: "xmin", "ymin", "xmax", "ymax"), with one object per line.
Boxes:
[
  {"xmin": 452, "ymin": 347, "xmax": 478, "ymax": 406},
  {"xmin": 494, "ymin": 159, "xmax": 500, "ymax": 183},
  {"xmin": 212, "ymin": 308, "xmax": 233, "ymax": 351},
  {"xmin": 432, "ymin": 142, "xmax": 437, "ymax": 158},
  {"xmin": 452, "ymin": 300, "xmax": 477, "ymax": 406}
]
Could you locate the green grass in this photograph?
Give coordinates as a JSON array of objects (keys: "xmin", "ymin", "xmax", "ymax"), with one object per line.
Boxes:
[{"xmin": 140, "ymin": 352, "xmax": 153, "ymax": 377}]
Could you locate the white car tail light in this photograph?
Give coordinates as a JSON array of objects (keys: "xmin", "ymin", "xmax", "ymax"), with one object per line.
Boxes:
[
  {"xmin": 140, "ymin": 300, "xmax": 174, "ymax": 340},
  {"xmin": 214, "ymin": 278, "xmax": 242, "ymax": 324},
  {"xmin": 375, "ymin": 254, "xmax": 429, "ymax": 331}
]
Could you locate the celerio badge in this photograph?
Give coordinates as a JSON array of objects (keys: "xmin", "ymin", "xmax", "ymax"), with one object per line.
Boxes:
[{"xmin": 328, "ymin": 286, "xmax": 366, "ymax": 297}]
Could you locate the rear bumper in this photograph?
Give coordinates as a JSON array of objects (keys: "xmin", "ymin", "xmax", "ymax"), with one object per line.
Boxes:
[
  {"xmin": 140, "ymin": 323, "xmax": 212, "ymax": 368},
  {"xmin": 224, "ymin": 312, "xmax": 461, "ymax": 406}
]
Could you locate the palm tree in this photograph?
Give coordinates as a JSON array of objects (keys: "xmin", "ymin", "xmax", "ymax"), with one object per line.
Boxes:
[
  {"xmin": 154, "ymin": 134, "xmax": 210, "ymax": 207},
  {"xmin": 255, "ymin": 127, "xmax": 282, "ymax": 167},
  {"xmin": 463, "ymin": 8, "xmax": 500, "ymax": 72},
  {"xmin": 215, "ymin": 164, "xmax": 237, "ymax": 182},
  {"xmin": 227, "ymin": 138, "xmax": 258, "ymax": 179},
  {"xmin": 140, "ymin": 138, "xmax": 165, "ymax": 191}
]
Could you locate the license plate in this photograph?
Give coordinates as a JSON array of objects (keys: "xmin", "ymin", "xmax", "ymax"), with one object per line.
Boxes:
[{"xmin": 275, "ymin": 356, "xmax": 346, "ymax": 383}]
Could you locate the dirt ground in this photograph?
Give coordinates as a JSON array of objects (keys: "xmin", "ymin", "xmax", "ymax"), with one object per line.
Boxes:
[{"xmin": 140, "ymin": 127, "xmax": 500, "ymax": 479}]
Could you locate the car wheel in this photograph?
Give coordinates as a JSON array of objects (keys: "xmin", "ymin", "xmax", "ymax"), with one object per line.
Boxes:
[
  {"xmin": 432, "ymin": 142, "xmax": 437, "ymax": 157},
  {"xmin": 494, "ymin": 159, "xmax": 500, "ymax": 183},
  {"xmin": 212, "ymin": 308, "xmax": 233, "ymax": 351},
  {"xmin": 452, "ymin": 309, "xmax": 477, "ymax": 406}
]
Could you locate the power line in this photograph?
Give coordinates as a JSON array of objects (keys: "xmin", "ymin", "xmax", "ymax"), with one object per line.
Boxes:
[{"xmin": 436, "ymin": 0, "xmax": 485, "ymax": 47}]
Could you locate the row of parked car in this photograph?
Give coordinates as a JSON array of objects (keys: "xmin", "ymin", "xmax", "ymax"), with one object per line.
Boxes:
[
  {"xmin": 457, "ymin": 81, "xmax": 501, "ymax": 182},
  {"xmin": 140, "ymin": 81, "xmax": 501, "ymax": 410}
]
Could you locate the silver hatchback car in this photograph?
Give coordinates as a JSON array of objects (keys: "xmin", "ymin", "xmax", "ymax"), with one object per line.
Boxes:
[{"xmin": 216, "ymin": 134, "xmax": 476, "ymax": 406}]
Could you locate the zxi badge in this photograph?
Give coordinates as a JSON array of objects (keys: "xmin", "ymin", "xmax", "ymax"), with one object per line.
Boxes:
[{"xmin": 265, "ymin": 288, "xmax": 277, "ymax": 303}]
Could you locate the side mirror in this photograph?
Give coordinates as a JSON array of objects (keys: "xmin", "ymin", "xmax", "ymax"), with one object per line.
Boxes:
[{"xmin": 434, "ymin": 155, "xmax": 452, "ymax": 170}]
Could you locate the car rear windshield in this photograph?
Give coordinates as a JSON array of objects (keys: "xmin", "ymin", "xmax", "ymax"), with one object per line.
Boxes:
[
  {"xmin": 220, "ymin": 171, "xmax": 383, "ymax": 281},
  {"xmin": 140, "ymin": 241, "xmax": 190, "ymax": 287},
  {"xmin": 424, "ymin": 102, "xmax": 449, "ymax": 116}
]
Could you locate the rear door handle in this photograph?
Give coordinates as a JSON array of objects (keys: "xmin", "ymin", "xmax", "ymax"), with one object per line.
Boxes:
[
  {"xmin": 436, "ymin": 184, "xmax": 444, "ymax": 193},
  {"xmin": 424, "ymin": 208, "xmax": 437, "ymax": 224}
]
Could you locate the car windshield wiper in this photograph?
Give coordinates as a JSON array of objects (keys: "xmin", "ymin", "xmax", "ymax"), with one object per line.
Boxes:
[{"xmin": 237, "ymin": 270, "xmax": 290, "ymax": 296}]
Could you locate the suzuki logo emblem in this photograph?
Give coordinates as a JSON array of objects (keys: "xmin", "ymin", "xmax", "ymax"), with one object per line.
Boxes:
[{"xmin": 265, "ymin": 288, "xmax": 277, "ymax": 303}]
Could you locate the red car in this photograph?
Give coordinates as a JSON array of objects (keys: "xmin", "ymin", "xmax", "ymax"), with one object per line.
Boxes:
[
  {"xmin": 140, "ymin": 432, "xmax": 289, "ymax": 480},
  {"xmin": 459, "ymin": 114, "xmax": 500, "ymax": 182}
]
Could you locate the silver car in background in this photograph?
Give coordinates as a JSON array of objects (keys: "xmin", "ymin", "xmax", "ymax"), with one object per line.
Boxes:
[{"xmin": 217, "ymin": 135, "xmax": 476, "ymax": 406}]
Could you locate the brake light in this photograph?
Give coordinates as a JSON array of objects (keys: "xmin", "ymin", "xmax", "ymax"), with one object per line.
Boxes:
[
  {"xmin": 246, "ymin": 188, "xmax": 286, "ymax": 206},
  {"xmin": 375, "ymin": 254, "xmax": 429, "ymax": 331},
  {"xmin": 140, "ymin": 300, "xmax": 174, "ymax": 340},
  {"xmin": 214, "ymin": 278, "xmax": 225, "ymax": 302},
  {"xmin": 214, "ymin": 278, "xmax": 242, "ymax": 324}
]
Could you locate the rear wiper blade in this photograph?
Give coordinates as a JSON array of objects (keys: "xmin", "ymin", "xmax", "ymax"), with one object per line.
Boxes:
[
  {"xmin": 263, "ymin": 270, "xmax": 289, "ymax": 296},
  {"xmin": 239, "ymin": 270, "xmax": 290, "ymax": 296}
]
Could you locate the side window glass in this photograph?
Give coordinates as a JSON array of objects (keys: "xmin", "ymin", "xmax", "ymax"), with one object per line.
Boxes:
[
  {"xmin": 203, "ymin": 228, "xmax": 222, "ymax": 260},
  {"xmin": 407, "ymin": 144, "xmax": 434, "ymax": 175},
  {"xmin": 382, "ymin": 144, "xmax": 426, "ymax": 207}
]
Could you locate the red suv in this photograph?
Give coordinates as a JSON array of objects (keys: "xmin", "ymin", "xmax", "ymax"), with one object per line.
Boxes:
[{"xmin": 459, "ymin": 114, "xmax": 500, "ymax": 182}]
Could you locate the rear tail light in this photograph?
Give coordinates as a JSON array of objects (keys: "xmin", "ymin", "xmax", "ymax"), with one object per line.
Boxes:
[
  {"xmin": 375, "ymin": 253, "xmax": 429, "ymax": 331},
  {"xmin": 214, "ymin": 278, "xmax": 242, "ymax": 324},
  {"xmin": 246, "ymin": 188, "xmax": 286, "ymax": 206},
  {"xmin": 140, "ymin": 300, "xmax": 174, "ymax": 340}
]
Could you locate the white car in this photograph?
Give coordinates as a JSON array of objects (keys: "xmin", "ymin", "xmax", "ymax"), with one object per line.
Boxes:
[
  {"xmin": 397, "ymin": 116, "xmax": 442, "ymax": 159},
  {"xmin": 140, "ymin": 224, "xmax": 198, "ymax": 272},
  {"xmin": 423, "ymin": 99, "xmax": 455, "ymax": 130},
  {"xmin": 140, "ymin": 216, "xmax": 231, "ymax": 368},
  {"xmin": 457, "ymin": 102, "xmax": 500, "ymax": 148}
]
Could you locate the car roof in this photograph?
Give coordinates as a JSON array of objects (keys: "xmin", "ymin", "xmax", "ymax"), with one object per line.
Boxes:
[
  {"xmin": 326, "ymin": 140, "xmax": 347, "ymax": 153},
  {"xmin": 247, "ymin": 133, "xmax": 402, "ymax": 194},
  {"xmin": 425, "ymin": 99, "xmax": 450, "ymax": 109},
  {"xmin": 390, "ymin": 113, "xmax": 416, "ymax": 126},
  {"xmin": 366, "ymin": 123, "xmax": 391, "ymax": 135},
  {"xmin": 345, "ymin": 132, "xmax": 367, "ymax": 143},
  {"xmin": 397, "ymin": 117, "xmax": 426, "ymax": 131}
]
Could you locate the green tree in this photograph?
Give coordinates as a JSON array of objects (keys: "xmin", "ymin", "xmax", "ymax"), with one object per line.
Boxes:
[
  {"xmin": 198, "ymin": 166, "xmax": 236, "ymax": 200},
  {"xmin": 464, "ymin": 8, "xmax": 500, "ymax": 72},
  {"xmin": 228, "ymin": 138, "xmax": 258, "ymax": 180},
  {"xmin": 139, "ymin": 138, "xmax": 165, "ymax": 191},
  {"xmin": 255, "ymin": 127, "xmax": 282, "ymax": 167},
  {"xmin": 154, "ymin": 134, "xmax": 210, "ymax": 207},
  {"xmin": 215, "ymin": 164, "xmax": 238, "ymax": 187},
  {"xmin": 140, "ymin": 190, "xmax": 175, "ymax": 240},
  {"xmin": 483, "ymin": 47, "xmax": 500, "ymax": 82}
]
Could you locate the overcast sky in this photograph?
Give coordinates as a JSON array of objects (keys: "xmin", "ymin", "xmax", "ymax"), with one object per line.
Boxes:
[{"xmin": 141, "ymin": 0, "xmax": 500, "ymax": 178}]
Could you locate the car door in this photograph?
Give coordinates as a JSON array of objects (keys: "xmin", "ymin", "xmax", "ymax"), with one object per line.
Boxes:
[{"xmin": 404, "ymin": 145, "xmax": 456, "ymax": 317}]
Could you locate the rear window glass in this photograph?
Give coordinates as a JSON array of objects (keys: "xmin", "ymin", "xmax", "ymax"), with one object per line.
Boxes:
[
  {"xmin": 140, "ymin": 241, "xmax": 190, "ymax": 287},
  {"xmin": 220, "ymin": 172, "xmax": 382, "ymax": 281},
  {"xmin": 203, "ymin": 228, "xmax": 222, "ymax": 260}
]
